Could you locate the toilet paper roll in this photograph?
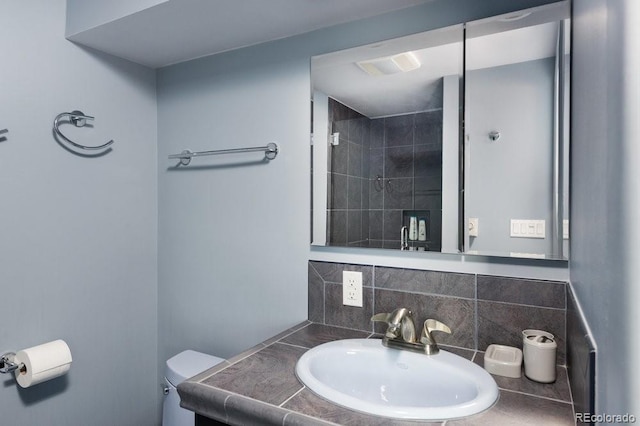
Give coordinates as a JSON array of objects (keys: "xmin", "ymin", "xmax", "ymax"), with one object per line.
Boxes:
[{"xmin": 13, "ymin": 340, "xmax": 72, "ymax": 388}]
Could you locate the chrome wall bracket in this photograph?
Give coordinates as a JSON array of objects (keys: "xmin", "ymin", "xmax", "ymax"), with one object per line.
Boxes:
[
  {"xmin": 488, "ymin": 131, "xmax": 501, "ymax": 141},
  {"xmin": 0, "ymin": 352, "xmax": 22, "ymax": 374}
]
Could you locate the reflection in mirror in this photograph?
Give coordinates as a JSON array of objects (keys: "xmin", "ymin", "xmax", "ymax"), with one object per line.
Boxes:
[
  {"xmin": 464, "ymin": 1, "xmax": 570, "ymax": 259},
  {"xmin": 311, "ymin": 25, "xmax": 464, "ymax": 252},
  {"xmin": 311, "ymin": 0, "xmax": 570, "ymax": 260}
]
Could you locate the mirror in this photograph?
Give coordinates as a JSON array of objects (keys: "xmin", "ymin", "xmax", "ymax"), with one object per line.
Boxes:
[
  {"xmin": 311, "ymin": 1, "xmax": 570, "ymax": 260},
  {"xmin": 464, "ymin": 1, "xmax": 570, "ymax": 259},
  {"xmin": 311, "ymin": 25, "xmax": 464, "ymax": 252}
]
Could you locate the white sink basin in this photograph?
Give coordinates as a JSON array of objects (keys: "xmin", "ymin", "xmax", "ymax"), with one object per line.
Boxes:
[{"xmin": 295, "ymin": 339, "xmax": 499, "ymax": 420}]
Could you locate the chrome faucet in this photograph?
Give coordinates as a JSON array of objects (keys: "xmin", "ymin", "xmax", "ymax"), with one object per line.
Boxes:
[
  {"xmin": 371, "ymin": 308, "xmax": 451, "ymax": 355},
  {"xmin": 400, "ymin": 226, "xmax": 409, "ymax": 251}
]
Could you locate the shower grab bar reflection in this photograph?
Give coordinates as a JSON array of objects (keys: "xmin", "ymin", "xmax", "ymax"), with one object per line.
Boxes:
[{"xmin": 168, "ymin": 142, "xmax": 279, "ymax": 166}]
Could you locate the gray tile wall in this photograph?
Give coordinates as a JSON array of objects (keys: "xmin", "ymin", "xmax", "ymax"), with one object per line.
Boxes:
[
  {"xmin": 327, "ymin": 98, "xmax": 370, "ymax": 247},
  {"xmin": 567, "ymin": 285, "xmax": 596, "ymax": 422},
  {"xmin": 326, "ymin": 91, "xmax": 443, "ymax": 251},
  {"xmin": 369, "ymin": 109, "xmax": 443, "ymax": 251},
  {"xmin": 309, "ymin": 261, "xmax": 570, "ymax": 365}
]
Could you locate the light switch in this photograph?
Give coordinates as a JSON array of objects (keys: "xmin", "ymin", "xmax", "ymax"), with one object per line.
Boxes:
[{"xmin": 510, "ymin": 220, "xmax": 545, "ymax": 239}]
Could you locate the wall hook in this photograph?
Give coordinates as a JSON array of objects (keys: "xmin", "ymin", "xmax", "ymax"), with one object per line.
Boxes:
[
  {"xmin": 488, "ymin": 131, "xmax": 501, "ymax": 141},
  {"xmin": 53, "ymin": 110, "xmax": 114, "ymax": 151}
]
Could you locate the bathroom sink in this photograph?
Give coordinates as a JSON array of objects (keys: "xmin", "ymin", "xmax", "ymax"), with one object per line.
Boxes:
[{"xmin": 295, "ymin": 339, "xmax": 499, "ymax": 420}]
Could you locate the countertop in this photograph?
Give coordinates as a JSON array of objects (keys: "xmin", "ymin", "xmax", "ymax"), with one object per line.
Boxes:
[{"xmin": 178, "ymin": 321, "xmax": 576, "ymax": 425}]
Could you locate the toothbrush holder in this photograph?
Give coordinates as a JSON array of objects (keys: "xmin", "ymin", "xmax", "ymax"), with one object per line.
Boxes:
[{"xmin": 522, "ymin": 329, "xmax": 557, "ymax": 383}]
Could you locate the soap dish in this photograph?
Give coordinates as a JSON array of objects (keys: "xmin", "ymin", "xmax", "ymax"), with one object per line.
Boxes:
[{"xmin": 484, "ymin": 344, "xmax": 523, "ymax": 378}]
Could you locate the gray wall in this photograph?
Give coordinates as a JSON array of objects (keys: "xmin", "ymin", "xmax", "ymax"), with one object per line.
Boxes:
[
  {"xmin": 156, "ymin": 43, "xmax": 310, "ymax": 364},
  {"xmin": 467, "ymin": 58, "xmax": 555, "ymax": 255},
  {"xmin": 571, "ymin": 0, "xmax": 640, "ymax": 416},
  {"xmin": 0, "ymin": 1, "xmax": 158, "ymax": 425}
]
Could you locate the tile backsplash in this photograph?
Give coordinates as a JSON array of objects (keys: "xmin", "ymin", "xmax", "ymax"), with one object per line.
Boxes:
[
  {"xmin": 567, "ymin": 285, "xmax": 596, "ymax": 418},
  {"xmin": 308, "ymin": 260, "xmax": 596, "ymax": 420},
  {"xmin": 309, "ymin": 261, "xmax": 568, "ymax": 364}
]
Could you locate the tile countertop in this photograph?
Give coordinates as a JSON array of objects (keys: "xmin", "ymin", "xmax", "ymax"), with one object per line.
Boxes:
[{"xmin": 178, "ymin": 322, "xmax": 576, "ymax": 426}]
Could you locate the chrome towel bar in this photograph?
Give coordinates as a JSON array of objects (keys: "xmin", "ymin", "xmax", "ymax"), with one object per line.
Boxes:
[
  {"xmin": 169, "ymin": 142, "xmax": 279, "ymax": 166},
  {"xmin": 0, "ymin": 129, "xmax": 8, "ymax": 136},
  {"xmin": 53, "ymin": 110, "xmax": 114, "ymax": 151}
]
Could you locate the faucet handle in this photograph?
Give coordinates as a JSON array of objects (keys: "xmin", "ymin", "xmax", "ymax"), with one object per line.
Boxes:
[
  {"xmin": 371, "ymin": 308, "xmax": 416, "ymax": 342},
  {"xmin": 371, "ymin": 312, "xmax": 396, "ymax": 340},
  {"xmin": 371, "ymin": 308, "xmax": 412, "ymax": 325},
  {"xmin": 420, "ymin": 319, "xmax": 451, "ymax": 344},
  {"xmin": 371, "ymin": 312, "xmax": 391, "ymax": 323}
]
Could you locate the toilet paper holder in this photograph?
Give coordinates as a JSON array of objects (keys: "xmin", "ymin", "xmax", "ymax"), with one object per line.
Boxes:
[
  {"xmin": 1, "ymin": 340, "xmax": 72, "ymax": 388},
  {"xmin": 0, "ymin": 352, "xmax": 24, "ymax": 374}
]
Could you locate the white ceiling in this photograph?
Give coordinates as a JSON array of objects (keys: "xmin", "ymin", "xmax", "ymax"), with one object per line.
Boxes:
[
  {"xmin": 67, "ymin": 0, "xmax": 432, "ymax": 68},
  {"xmin": 313, "ymin": 26, "xmax": 464, "ymax": 118},
  {"xmin": 313, "ymin": 2, "xmax": 568, "ymax": 118}
]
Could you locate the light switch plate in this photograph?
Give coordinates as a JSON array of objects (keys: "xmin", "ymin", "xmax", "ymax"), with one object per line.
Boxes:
[{"xmin": 510, "ymin": 219, "xmax": 545, "ymax": 239}]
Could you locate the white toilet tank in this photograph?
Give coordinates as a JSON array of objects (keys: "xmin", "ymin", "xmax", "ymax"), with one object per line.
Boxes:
[{"xmin": 163, "ymin": 350, "xmax": 225, "ymax": 426}]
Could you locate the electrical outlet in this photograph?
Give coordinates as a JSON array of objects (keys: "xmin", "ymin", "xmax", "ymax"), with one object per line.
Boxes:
[
  {"xmin": 469, "ymin": 218, "xmax": 479, "ymax": 237},
  {"xmin": 342, "ymin": 271, "xmax": 363, "ymax": 307}
]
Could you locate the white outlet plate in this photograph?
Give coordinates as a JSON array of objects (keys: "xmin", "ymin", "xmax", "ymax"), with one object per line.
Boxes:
[{"xmin": 342, "ymin": 271, "xmax": 363, "ymax": 307}]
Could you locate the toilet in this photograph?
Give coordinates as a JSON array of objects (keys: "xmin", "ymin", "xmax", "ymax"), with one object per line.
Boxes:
[{"xmin": 162, "ymin": 350, "xmax": 225, "ymax": 426}]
